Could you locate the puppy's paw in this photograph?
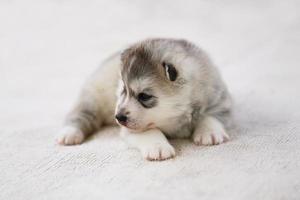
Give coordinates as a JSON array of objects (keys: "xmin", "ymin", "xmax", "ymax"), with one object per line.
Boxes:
[
  {"xmin": 141, "ymin": 143, "xmax": 175, "ymax": 161},
  {"xmin": 193, "ymin": 117, "xmax": 229, "ymax": 146},
  {"xmin": 193, "ymin": 130, "xmax": 229, "ymax": 146},
  {"xmin": 56, "ymin": 126, "xmax": 85, "ymax": 145}
]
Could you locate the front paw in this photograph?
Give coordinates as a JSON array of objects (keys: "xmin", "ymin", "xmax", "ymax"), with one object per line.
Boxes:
[
  {"xmin": 56, "ymin": 126, "xmax": 85, "ymax": 145},
  {"xmin": 141, "ymin": 143, "xmax": 175, "ymax": 161},
  {"xmin": 193, "ymin": 130, "xmax": 229, "ymax": 146}
]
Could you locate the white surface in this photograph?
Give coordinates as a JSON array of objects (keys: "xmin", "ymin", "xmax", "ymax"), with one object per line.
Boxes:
[{"xmin": 1, "ymin": 1, "xmax": 300, "ymax": 200}]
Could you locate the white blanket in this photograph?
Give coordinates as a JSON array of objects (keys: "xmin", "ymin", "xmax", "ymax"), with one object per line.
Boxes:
[{"xmin": 1, "ymin": 1, "xmax": 299, "ymax": 199}]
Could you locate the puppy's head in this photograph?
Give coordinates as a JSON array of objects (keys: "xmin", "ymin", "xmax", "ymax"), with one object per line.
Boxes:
[{"xmin": 115, "ymin": 39, "xmax": 190, "ymax": 131}]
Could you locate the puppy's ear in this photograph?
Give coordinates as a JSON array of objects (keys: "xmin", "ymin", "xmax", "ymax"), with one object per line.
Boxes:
[
  {"xmin": 121, "ymin": 48, "xmax": 131, "ymax": 64},
  {"xmin": 162, "ymin": 62, "xmax": 177, "ymax": 81}
]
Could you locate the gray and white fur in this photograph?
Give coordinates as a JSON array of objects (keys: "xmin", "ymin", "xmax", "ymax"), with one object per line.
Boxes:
[{"xmin": 57, "ymin": 38, "xmax": 232, "ymax": 161}]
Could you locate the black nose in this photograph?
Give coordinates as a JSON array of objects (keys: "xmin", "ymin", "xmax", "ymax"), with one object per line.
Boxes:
[{"xmin": 115, "ymin": 114, "xmax": 127, "ymax": 123}]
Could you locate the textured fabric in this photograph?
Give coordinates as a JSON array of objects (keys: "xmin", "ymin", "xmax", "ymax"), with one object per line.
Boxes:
[{"xmin": 1, "ymin": 1, "xmax": 300, "ymax": 200}]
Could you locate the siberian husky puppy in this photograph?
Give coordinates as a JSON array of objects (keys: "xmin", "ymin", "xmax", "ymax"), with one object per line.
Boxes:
[{"xmin": 57, "ymin": 38, "xmax": 232, "ymax": 161}]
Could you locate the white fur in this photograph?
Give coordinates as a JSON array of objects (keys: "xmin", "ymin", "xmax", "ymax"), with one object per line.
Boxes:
[
  {"xmin": 56, "ymin": 125, "xmax": 84, "ymax": 145},
  {"xmin": 193, "ymin": 116, "xmax": 229, "ymax": 145},
  {"xmin": 120, "ymin": 127, "xmax": 175, "ymax": 161},
  {"xmin": 84, "ymin": 53, "xmax": 121, "ymax": 125}
]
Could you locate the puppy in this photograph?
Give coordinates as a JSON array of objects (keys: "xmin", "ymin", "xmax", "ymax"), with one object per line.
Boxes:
[{"xmin": 57, "ymin": 38, "xmax": 232, "ymax": 161}]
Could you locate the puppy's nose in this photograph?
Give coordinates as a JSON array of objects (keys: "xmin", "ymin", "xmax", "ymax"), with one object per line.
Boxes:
[{"xmin": 115, "ymin": 114, "xmax": 128, "ymax": 123}]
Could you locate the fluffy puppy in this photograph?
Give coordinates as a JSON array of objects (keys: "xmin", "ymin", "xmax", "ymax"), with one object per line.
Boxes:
[{"xmin": 57, "ymin": 38, "xmax": 232, "ymax": 161}]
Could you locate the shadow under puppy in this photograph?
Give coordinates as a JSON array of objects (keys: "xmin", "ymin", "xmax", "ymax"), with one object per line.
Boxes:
[{"xmin": 57, "ymin": 38, "xmax": 232, "ymax": 161}]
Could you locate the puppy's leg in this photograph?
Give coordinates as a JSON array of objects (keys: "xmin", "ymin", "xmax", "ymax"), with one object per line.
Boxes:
[
  {"xmin": 56, "ymin": 95, "xmax": 103, "ymax": 145},
  {"xmin": 121, "ymin": 128, "xmax": 175, "ymax": 161},
  {"xmin": 192, "ymin": 116, "xmax": 229, "ymax": 145}
]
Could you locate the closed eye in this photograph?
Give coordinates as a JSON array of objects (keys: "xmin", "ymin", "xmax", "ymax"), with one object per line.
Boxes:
[{"xmin": 137, "ymin": 92, "xmax": 152, "ymax": 102}]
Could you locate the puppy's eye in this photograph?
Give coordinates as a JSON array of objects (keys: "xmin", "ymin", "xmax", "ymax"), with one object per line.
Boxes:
[{"xmin": 138, "ymin": 93, "xmax": 152, "ymax": 101}]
